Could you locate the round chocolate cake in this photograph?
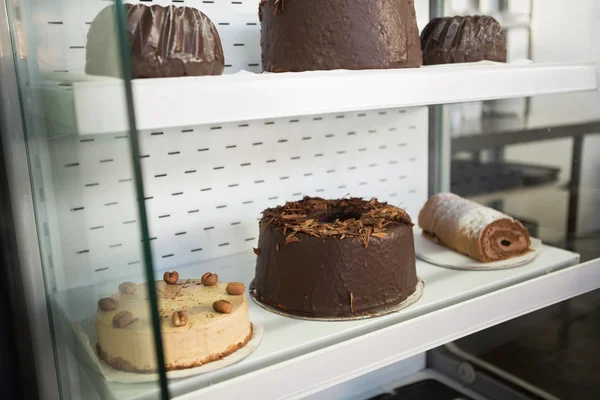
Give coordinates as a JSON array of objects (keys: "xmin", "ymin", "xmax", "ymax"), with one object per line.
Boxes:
[
  {"xmin": 259, "ymin": 0, "xmax": 423, "ymax": 72},
  {"xmin": 252, "ymin": 197, "xmax": 420, "ymax": 318},
  {"xmin": 86, "ymin": 4, "xmax": 225, "ymax": 78},
  {"xmin": 420, "ymin": 16, "xmax": 507, "ymax": 65}
]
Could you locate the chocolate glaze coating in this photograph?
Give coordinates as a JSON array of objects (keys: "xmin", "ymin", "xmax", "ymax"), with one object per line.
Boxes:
[
  {"xmin": 421, "ymin": 15, "xmax": 507, "ymax": 65},
  {"xmin": 259, "ymin": 0, "xmax": 422, "ymax": 72},
  {"xmin": 253, "ymin": 198, "xmax": 419, "ymax": 317},
  {"xmin": 86, "ymin": 4, "xmax": 224, "ymax": 78}
]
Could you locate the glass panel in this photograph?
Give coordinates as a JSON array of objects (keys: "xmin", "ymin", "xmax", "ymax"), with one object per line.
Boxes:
[
  {"xmin": 446, "ymin": 88, "xmax": 600, "ymax": 399},
  {"xmin": 439, "ymin": 2, "xmax": 600, "ymax": 399},
  {"xmin": 3, "ymin": 0, "xmax": 598, "ymax": 398},
  {"xmin": 3, "ymin": 0, "xmax": 166, "ymax": 398},
  {"xmin": 99, "ymin": 0, "xmax": 598, "ymax": 398}
]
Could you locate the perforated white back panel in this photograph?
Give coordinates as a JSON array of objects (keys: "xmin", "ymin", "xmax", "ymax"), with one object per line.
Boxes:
[
  {"xmin": 25, "ymin": 0, "xmax": 430, "ymax": 290},
  {"xmin": 48, "ymin": 108, "xmax": 429, "ymax": 289}
]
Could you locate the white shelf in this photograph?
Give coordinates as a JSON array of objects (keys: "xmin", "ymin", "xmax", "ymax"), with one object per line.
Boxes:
[
  {"xmin": 49, "ymin": 244, "xmax": 600, "ymax": 400},
  {"xmin": 32, "ymin": 62, "xmax": 597, "ymax": 136}
]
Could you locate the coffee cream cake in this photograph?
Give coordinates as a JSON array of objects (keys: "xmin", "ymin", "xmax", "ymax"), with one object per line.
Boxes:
[{"xmin": 96, "ymin": 271, "xmax": 252, "ymax": 372}]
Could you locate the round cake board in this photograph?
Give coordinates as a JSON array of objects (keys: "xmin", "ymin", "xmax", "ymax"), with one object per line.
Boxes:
[
  {"xmin": 249, "ymin": 279, "xmax": 424, "ymax": 321},
  {"xmin": 414, "ymin": 230, "xmax": 543, "ymax": 271},
  {"xmin": 73, "ymin": 317, "xmax": 263, "ymax": 383}
]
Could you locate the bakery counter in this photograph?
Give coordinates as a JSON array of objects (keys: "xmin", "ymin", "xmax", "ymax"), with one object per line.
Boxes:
[
  {"xmin": 31, "ymin": 61, "xmax": 596, "ymax": 136},
  {"xmin": 49, "ymin": 242, "xmax": 600, "ymax": 400}
]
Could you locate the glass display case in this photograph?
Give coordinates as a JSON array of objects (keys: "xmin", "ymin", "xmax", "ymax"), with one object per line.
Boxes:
[{"xmin": 0, "ymin": 0, "xmax": 599, "ymax": 399}]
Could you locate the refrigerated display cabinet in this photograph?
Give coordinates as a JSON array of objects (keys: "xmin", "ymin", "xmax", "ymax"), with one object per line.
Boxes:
[{"xmin": 1, "ymin": 0, "xmax": 599, "ymax": 399}]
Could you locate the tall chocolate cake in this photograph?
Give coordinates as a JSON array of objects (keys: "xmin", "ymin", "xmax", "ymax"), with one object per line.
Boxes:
[
  {"xmin": 421, "ymin": 16, "xmax": 507, "ymax": 65},
  {"xmin": 252, "ymin": 197, "xmax": 420, "ymax": 318},
  {"xmin": 86, "ymin": 4, "xmax": 224, "ymax": 78},
  {"xmin": 259, "ymin": 0, "xmax": 423, "ymax": 72}
]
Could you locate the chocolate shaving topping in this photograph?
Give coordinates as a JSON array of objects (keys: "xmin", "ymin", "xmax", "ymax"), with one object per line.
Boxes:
[
  {"xmin": 253, "ymin": 247, "xmax": 261, "ymax": 256},
  {"xmin": 260, "ymin": 197, "xmax": 413, "ymax": 247},
  {"xmin": 270, "ymin": 64, "xmax": 286, "ymax": 73},
  {"xmin": 260, "ymin": 0, "xmax": 284, "ymax": 17}
]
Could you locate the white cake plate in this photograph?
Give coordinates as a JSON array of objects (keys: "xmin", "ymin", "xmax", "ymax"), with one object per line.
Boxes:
[
  {"xmin": 249, "ymin": 279, "xmax": 424, "ymax": 321},
  {"xmin": 73, "ymin": 317, "xmax": 263, "ymax": 383},
  {"xmin": 414, "ymin": 230, "xmax": 543, "ymax": 271}
]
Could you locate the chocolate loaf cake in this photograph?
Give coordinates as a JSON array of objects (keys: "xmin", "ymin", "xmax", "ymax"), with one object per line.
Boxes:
[
  {"xmin": 259, "ymin": 0, "xmax": 422, "ymax": 72},
  {"xmin": 86, "ymin": 4, "xmax": 224, "ymax": 78},
  {"xmin": 252, "ymin": 197, "xmax": 420, "ymax": 318},
  {"xmin": 421, "ymin": 16, "xmax": 506, "ymax": 65},
  {"xmin": 418, "ymin": 193, "xmax": 531, "ymax": 262}
]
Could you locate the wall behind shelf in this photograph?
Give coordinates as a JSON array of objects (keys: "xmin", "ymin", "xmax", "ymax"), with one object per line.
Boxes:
[{"xmin": 46, "ymin": 107, "xmax": 429, "ymax": 290}]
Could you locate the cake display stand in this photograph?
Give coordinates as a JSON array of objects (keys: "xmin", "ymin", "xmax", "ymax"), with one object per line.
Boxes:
[
  {"xmin": 73, "ymin": 317, "xmax": 264, "ymax": 383},
  {"xmin": 414, "ymin": 231, "xmax": 543, "ymax": 271},
  {"xmin": 249, "ymin": 279, "xmax": 424, "ymax": 322}
]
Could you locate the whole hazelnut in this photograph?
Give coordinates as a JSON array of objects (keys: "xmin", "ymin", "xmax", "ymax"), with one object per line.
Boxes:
[
  {"xmin": 163, "ymin": 271, "xmax": 179, "ymax": 285},
  {"xmin": 212, "ymin": 300, "xmax": 233, "ymax": 314},
  {"xmin": 113, "ymin": 311, "xmax": 134, "ymax": 328},
  {"xmin": 118, "ymin": 282, "xmax": 137, "ymax": 295},
  {"xmin": 172, "ymin": 310, "xmax": 188, "ymax": 327},
  {"xmin": 201, "ymin": 272, "xmax": 218, "ymax": 286},
  {"xmin": 226, "ymin": 282, "xmax": 245, "ymax": 295},
  {"xmin": 98, "ymin": 297, "xmax": 118, "ymax": 311}
]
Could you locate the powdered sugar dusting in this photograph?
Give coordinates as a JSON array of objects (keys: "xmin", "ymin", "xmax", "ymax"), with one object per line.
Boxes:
[{"xmin": 427, "ymin": 193, "xmax": 513, "ymax": 240}]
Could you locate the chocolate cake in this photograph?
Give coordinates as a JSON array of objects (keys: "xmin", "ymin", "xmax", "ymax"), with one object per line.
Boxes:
[
  {"xmin": 421, "ymin": 16, "xmax": 507, "ymax": 65},
  {"xmin": 252, "ymin": 197, "xmax": 420, "ymax": 318},
  {"xmin": 259, "ymin": 0, "xmax": 423, "ymax": 72},
  {"xmin": 86, "ymin": 4, "xmax": 224, "ymax": 78}
]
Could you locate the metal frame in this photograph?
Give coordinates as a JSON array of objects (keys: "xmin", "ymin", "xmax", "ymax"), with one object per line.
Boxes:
[
  {"xmin": 428, "ymin": 0, "xmax": 445, "ymax": 195},
  {"xmin": 451, "ymin": 121, "xmax": 600, "ymax": 152},
  {"xmin": 0, "ymin": 1, "xmax": 60, "ymax": 398},
  {"xmin": 428, "ymin": 106, "xmax": 444, "ymax": 196},
  {"xmin": 567, "ymin": 135, "xmax": 585, "ymax": 250}
]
